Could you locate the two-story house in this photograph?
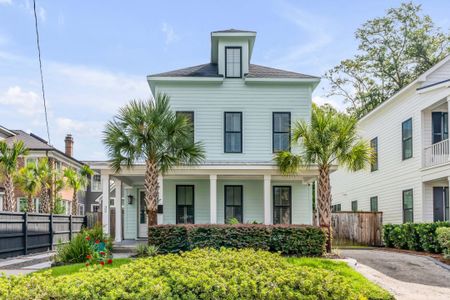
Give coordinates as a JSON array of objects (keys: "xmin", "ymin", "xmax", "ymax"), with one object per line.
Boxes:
[
  {"xmin": 89, "ymin": 29, "xmax": 321, "ymax": 241},
  {"xmin": 331, "ymin": 55, "xmax": 450, "ymax": 224},
  {"xmin": 0, "ymin": 125, "xmax": 86, "ymax": 215}
]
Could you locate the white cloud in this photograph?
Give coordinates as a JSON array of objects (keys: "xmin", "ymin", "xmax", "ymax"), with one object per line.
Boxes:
[
  {"xmin": 0, "ymin": 86, "xmax": 43, "ymax": 117},
  {"xmin": 161, "ymin": 22, "xmax": 179, "ymax": 45},
  {"xmin": 19, "ymin": 0, "xmax": 46, "ymax": 21}
]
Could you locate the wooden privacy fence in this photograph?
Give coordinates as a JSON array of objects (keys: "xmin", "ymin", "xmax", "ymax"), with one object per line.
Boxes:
[
  {"xmin": 0, "ymin": 211, "xmax": 86, "ymax": 259},
  {"xmin": 331, "ymin": 212, "xmax": 383, "ymax": 246}
]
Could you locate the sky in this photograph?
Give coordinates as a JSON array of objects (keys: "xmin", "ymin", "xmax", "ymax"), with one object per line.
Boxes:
[{"xmin": 0, "ymin": 0, "xmax": 449, "ymax": 160}]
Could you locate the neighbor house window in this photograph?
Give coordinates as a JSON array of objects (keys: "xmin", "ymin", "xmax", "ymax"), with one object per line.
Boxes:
[
  {"xmin": 273, "ymin": 112, "xmax": 291, "ymax": 153},
  {"xmin": 176, "ymin": 111, "xmax": 194, "ymax": 143},
  {"xmin": 331, "ymin": 204, "xmax": 341, "ymax": 212},
  {"xmin": 25, "ymin": 157, "xmax": 38, "ymax": 166},
  {"xmin": 370, "ymin": 196, "xmax": 378, "ymax": 212},
  {"xmin": 432, "ymin": 112, "xmax": 448, "ymax": 144},
  {"xmin": 370, "ymin": 137, "xmax": 378, "ymax": 171},
  {"xmin": 351, "ymin": 200, "xmax": 358, "ymax": 212},
  {"xmin": 403, "ymin": 189, "xmax": 414, "ymax": 223},
  {"xmin": 224, "ymin": 112, "xmax": 242, "ymax": 153},
  {"xmin": 176, "ymin": 185, "xmax": 194, "ymax": 224},
  {"xmin": 273, "ymin": 186, "xmax": 291, "ymax": 224},
  {"xmin": 224, "ymin": 185, "xmax": 243, "ymax": 223},
  {"xmin": 402, "ymin": 118, "xmax": 413, "ymax": 160},
  {"xmin": 225, "ymin": 47, "xmax": 242, "ymax": 78},
  {"xmin": 91, "ymin": 174, "xmax": 102, "ymax": 192},
  {"xmin": 78, "ymin": 204, "xmax": 85, "ymax": 216},
  {"xmin": 91, "ymin": 204, "xmax": 100, "ymax": 213},
  {"xmin": 0, "ymin": 192, "xmax": 3, "ymax": 211}
]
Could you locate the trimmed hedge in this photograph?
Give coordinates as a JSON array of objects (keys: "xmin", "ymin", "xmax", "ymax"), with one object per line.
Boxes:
[
  {"xmin": 148, "ymin": 224, "xmax": 326, "ymax": 256},
  {"xmin": 0, "ymin": 248, "xmax": 393, "ymax": 299},
  {"xmin": 383, "ymin": 222, "xmax": 450, "ymax": 253}
]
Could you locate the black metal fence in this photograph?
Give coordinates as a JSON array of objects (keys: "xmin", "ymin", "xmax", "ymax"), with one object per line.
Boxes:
[{"xmin": 0, "ymin": 211, "xmax": 86, "ymax": 259}]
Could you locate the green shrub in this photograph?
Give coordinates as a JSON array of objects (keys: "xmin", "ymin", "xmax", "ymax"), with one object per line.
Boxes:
[
  {"xmin": 149, "ymin": 224, "xmax": 326, "ymax": 256},
  {"xmin": 0, "ymin": 248, "xmax": 392, "ymax": 300},
  {"xmin": 383, "ymin": 222, "xmax": 450, "ymax": 253},
  {"xmin": 136, "ymin": 244, "xmax": 159, "ymax": 257},
  {"xmin": 55, "ymin": 225, "xmax": 112, "ymax": 263},
  {"xmin": 437, "ymin": 227, "xmax": 450, "ymax": 259}
]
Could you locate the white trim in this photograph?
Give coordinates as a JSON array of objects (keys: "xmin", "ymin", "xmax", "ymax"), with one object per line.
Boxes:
[
  {"xmin": 78, "ymin": 203, "xmax": 85, "ymax": 215},
  {"xmin": 416, "ymin": 81, "xmax": 450, "ymax": 94},
  {"xmin": 211, "ymin": 32, "xmax": 256, "ymax": 38},
  {"xmin": 91, "ymin": 204, "xmax": 100, "ymax": 213},
  {"xmin": 91, "ymin": 173, "xmax": 102, "ymax": 192},
  {"xmin": 147, "ymin": 76, "xmax": 224, "ymax": 82},
  {"xmin": 244, "ymin": 77, "xmax": 320, "ymax": 84},
  {"xmin": 417, "ymin": 55, "xmax": 450, "ymax": 82}
]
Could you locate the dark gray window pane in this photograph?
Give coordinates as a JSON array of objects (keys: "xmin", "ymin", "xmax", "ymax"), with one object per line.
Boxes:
[
  {"xmin": 225, "ymin": 132, "xmax": 241, "ymax": 152},
  {"xmin": 274, "ymin": 133, "xmax": 289, "ymax": 152},
  {"xmin": 225, "ymin": 113, "xmax": 241, "ymax": 131},
  {"xmin": 274, "ymin": 113, "xmax": 290, "ymax": 132},
  {"xmin": 274, "ymin": 207, "xmax": 290, "ymax": 224}
]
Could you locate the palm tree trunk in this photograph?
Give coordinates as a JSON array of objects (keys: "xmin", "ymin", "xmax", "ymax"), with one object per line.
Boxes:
[
  {"xmin": 71, "ymin": 190, "xmax": 78, "ymax": 215},
  {"xmin": 4, "ymin": 174, "xmax": 15, "ymax": 211},
  {"xmin": 317, "ymin": 165, "xmax": 332, "ymax": 253},
  {"xmin": 145, "ymin": 159, "xmax": 159, "ymax": 227},
  {"xmin": 27, "ymin": 195, "xmax": 34, "ymax": 213},
  {"xmin": 40, "ymin": 188, "xmax": 50, "ymax": 214}
]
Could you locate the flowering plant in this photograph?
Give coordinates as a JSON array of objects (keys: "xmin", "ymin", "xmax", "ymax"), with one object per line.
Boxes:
[{"xmin": 85, "ymin": 236, "xmax": 113, "ymax": 267}]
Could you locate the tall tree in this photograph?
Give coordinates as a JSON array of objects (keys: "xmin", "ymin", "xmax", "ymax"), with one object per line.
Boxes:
[
  {"xmin": 325, "ymin": 2, "xmax": 450, "ymax": 118},
  {"xmin": 103, "ymin": 94, "xmax": 205, "ymax": 226},
  {"xmin": 64, "ymin": 165, "xmax": 94, "ymax": 215},
  {"xmin": 0, "ymin": 140, "xmax": 28, "ymax": 211},
  {"xmin": 275, "ymin": 104, "xmax": 372, "ymax": 252},
  {"xmin": 35, "ymin": 158, "xmax": 53, "ymax": 213},
  {"xmin": 15, "ymin": 162, "xmax": 41, "ymax": 212}
]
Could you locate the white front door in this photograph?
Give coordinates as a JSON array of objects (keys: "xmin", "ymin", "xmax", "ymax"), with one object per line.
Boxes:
[{"xmin": 138, "ymin": 190, "xmax": 148, "ymax": 238}]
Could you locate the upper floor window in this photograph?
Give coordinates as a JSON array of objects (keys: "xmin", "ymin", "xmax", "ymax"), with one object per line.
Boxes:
[
  {"xmin": 402, "ymin": 118, "xmax": 413, "ymax": 160},
  {"xmin": 351, "ymin": 200, "xmax": 358, "ymax": 212},
  {"xmin": 176, "ymin": 111, "xmax": 194, "ymax": 143},
  {"xmin": 225, "ymin": 47, "xmax": 242, "ymax": 78},
  {"xmin": 273, "ymin": 112, "xmax": 291, "ymax": 153},
  {"xmin": 370, "ymin": 196, "xmax": 378, "ymax": 212},
  {"xmin": 224, "ymin": 112, "xmax": 242, "ymax": 153},
  {"xmin": 370, "ymin": 137, "xmax": 378, "ymax": 172},
  {"xmin": 432, "ymin": 112, "xmax": 448, "ymax": 144},
  {"xmin": 403, "ymin": 189, "xmax": 414, "ymax": 223},
  {"xmin": 91, "ymin": 174, "xmax": 102, "ymax": 192}
]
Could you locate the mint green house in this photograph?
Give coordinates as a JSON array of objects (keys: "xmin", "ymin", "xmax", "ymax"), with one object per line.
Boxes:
[{"xmin": 89, "ymin": 29, "xmax": 321, "ymax": 241}]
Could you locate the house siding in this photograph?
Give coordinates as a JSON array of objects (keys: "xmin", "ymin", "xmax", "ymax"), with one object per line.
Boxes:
[{"xmin": 154, "ymin": 80, "xmax": 311, "ymax": 163}]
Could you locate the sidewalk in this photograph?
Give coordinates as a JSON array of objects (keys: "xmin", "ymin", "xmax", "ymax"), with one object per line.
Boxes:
[{"xmin": 0, "ymin": 252, "xmax": 55, "ymax": 276}]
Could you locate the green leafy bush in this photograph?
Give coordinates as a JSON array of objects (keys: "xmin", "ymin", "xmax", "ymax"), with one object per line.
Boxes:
[
  {"xmin": 136, "ymin": 244, "xmax": 159, "ymax": 257},
  {"xmin": 55, "ymin": 225, "xmax": 112, "ymax": 264},
  {"xmin": 148, "ymin": 224, "xmax": 326, "ymax": 256},
  {"xmin": 383, "ymin": 222, "xmax": 450, "ymax": 253},
  {"xmin": 437, "ymin": 227, "xmax": 450, "ymax": 259},
  {"xmin": 0, "ymin": 248, "xmax": 393, "ymax": 300}
]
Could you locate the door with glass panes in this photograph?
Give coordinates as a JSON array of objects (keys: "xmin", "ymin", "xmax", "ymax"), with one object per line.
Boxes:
[{"xmin": 138, "ymin": 191, "xmax": 147, "ymax": 238}]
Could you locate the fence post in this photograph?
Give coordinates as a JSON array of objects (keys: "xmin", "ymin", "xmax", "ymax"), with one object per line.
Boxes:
[
  {"xmin": 69, "ymin": 215, "xmax": 72, "ymax": 241},
  {"xmin": 49, "ymin": 214, "xmax": 54, "ymax": 250},
  {"xmin": 23, "ymin": 212, "xmax": 28, "ymax": 255}
]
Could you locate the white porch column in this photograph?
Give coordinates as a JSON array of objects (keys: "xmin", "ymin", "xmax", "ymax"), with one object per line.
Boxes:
[
  {"xmin": 210, "ymin": 174, "xmax": 217, "ymax": 224},
  {"xmin": 101, "ymin": 174, "xmax": 110, "ymax": 235},
  {"xmin": 157, "ymin": 175, "xmax": 163, "ymax": 225},
  {"xmin": 264, "ymin": 175, "xmax": 271, "ymax": 225},
  {"xmin": 113, "ymin": 178, "xmax": 122, "ymax": 242}
]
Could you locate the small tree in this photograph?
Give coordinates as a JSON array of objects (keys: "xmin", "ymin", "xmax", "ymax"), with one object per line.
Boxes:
[
  {"xmin": 0, "ymin": 140, "xmax": 28, "ymax": 211},
  {"xmin": 275, "ymin": 104, "xmax": 372, "ymax": 252},
  {"xmin": 35, "ymin": 158, "xmax": 53, "ymax": 214},
  {"xmin": 64, "ymin": 165, "xmax": 94, "ymax": 215},
  {"xmin": 15, "ymin": 162, "xmax": 42, "ymax": 212},
  {"xmin": 103, "ymin": 94, "xmax": 205, "ymax": 226}
]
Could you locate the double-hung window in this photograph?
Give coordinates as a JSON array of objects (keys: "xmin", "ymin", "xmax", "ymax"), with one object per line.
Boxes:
[
  {"xmin": 370, "ymin": 196, "xmax": 378, "ymax": 212},
  {"xmin": 273, "ymin": 112, "xmax": 291, "ymax": 152},
  {"xmin": 351, "ymin": 200, "xmax": 358, "ymax": 212},
  {"xmin": 432, "ymin": 112, "xmax": 448, "ymax": 144},
  {"xmin": 370, "ymin": 137, "xmax": 378, "ymax": 171},
  {"xmin": 273, "ymin": 186, "xmax": 291, "ymax": 224},
  {"xmin": 403, "ymin": 189, "xmax": 414, "ymax": 223},
  {"xmin": 225, "ymin": 47, "xmax": 242, "ymax": 78},
  {"xmin": 224, "ymin": 112, "xmax": 242, "ymax": 153},
  {"xmin": 91, "ymin": 174, "xmax": 102, "ymax": 192},
  {"xmin": 224, "ymin": 185, "xmax": 243, "ymax": 223},
  {"xmin": 402, "ymin": 118, "xmax": 413, "ymax": 160},
  {"xmin": 176, "ymin": 111, "xmax": 195, "ymax": 143},
  {"xmin": 176, "ymin": 185, "xmax": 194, "ymax": 224}
]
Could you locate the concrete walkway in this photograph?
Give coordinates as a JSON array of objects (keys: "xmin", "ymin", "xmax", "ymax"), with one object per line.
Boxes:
[
  {"xmin": 0, "ymin": 252, "xmax": 54, "ymax": 276},
  {"xmin": 342, "ymin": 249, "xmax": 450, "ymax": 299}
]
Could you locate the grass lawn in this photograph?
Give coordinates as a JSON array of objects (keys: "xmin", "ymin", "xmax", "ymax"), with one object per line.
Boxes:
[
  {"xmin": 287, "ymin": 257, "xmax": 392, "ymax": 299},
  {"xmin": 39, "ymin": 258, "xmax": 133, "ymax": 277}
]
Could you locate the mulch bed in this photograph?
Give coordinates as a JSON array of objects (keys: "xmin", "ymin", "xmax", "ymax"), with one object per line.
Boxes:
[{"xmin": 378, "ymin": 247, "xmax": 450, "ymax": 266}]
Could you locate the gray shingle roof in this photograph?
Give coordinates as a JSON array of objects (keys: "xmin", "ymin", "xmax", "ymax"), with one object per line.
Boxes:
[{"xmin": 149, "ymin": 63, "xmax": 319, "ymax": 79}]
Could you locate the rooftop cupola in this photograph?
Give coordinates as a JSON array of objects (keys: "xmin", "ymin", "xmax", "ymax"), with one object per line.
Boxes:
[{"xmin": 210, "ymin": 29, "xmax": 256, "ymax": 78}]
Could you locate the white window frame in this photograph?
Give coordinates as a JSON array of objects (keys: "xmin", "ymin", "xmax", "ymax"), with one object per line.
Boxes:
[
  {"xmin": 91, "ymin": 204, "xmax": 100, "ymax": 213},
  {"xmin": 0, "ymin": 192, "xmax": 3, "ymax": 211},
  {"xmin": 78, "ymin": 203, "xmax": 85, "ymax": 215},
  {"xmin": 91, "ymin": 174, "xmax": 102, "ymax": 192}
]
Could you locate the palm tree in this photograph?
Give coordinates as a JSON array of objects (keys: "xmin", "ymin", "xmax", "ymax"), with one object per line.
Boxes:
[
  {"xmin": 15, "ymin": 162, "xmax": 41, "ymax": 212},
  {"xmin": 275, "ymin": 104, "xmax": 372, "ymax": 252},
  {"xmin": 64, "ymin": 165, "xmax": 93, "ymax": 215},
  {"xmin": 35, "ymin": 158, "xmax": 53, "ymax": 214},
  {"xmin": 103, "ymin": 94, "xmax": 205, "ymax": 226},
  {"xmin": 52, "ymin": 170, "xmax": 66, "ymax": 213},
  {"xmin": 0, "ymin": 140, "xmax": 28, "ymax": 211}
]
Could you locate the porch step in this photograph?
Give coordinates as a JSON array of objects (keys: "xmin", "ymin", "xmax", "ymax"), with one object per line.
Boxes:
[
  {"xmin": 0, "ymin": 252, "xmax": 55, "ymax": 270},
  {"xmin": 113, "ymin": 240, "xmax": 147, "ymax": 253}
]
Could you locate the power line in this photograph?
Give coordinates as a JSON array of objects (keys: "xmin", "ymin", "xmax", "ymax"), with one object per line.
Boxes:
[{"xmin": 33, "ymin": 0, "xmax": 51, "ymax": 144}]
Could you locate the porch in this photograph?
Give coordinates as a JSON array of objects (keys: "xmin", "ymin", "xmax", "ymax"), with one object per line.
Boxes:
[
  {"xmin": 423, "ymin": 177, "xmax": 449, "ymax": 222},
  {"xmin": 95, "ymin": 164, "xmax": 318, "ymax": 242}
]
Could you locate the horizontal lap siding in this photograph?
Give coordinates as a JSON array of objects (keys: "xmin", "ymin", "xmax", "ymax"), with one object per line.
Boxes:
[
  {"xmin": 155, "ymin": 80, "xmax": 311, "ymax": 162},
  {"xmin": 272, "ymin": 181, "xmax": 311, "ymax": 225},
  {"xmin": 123, "ymin": 187, "xmax": 137, "ymax": 239}
]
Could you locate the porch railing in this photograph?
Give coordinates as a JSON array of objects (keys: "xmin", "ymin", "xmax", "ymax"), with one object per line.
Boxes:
[{"xmin": 423, "ymin": 139, "xmax": 449, "ymax": 168}]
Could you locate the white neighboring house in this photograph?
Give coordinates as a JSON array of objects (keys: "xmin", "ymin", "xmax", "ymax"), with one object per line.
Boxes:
[{"xmin": 331, "ymin": 56, "xmax": 450, "ymax": 224}]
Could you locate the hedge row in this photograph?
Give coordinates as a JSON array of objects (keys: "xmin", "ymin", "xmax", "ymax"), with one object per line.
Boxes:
[
  {"xmin": 148, "ymin": 224, "xmax": 326, "ymax": 256},
  {"xmin": 383, "ymin": 222, "xmax": 450, "ymax": 253}
]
